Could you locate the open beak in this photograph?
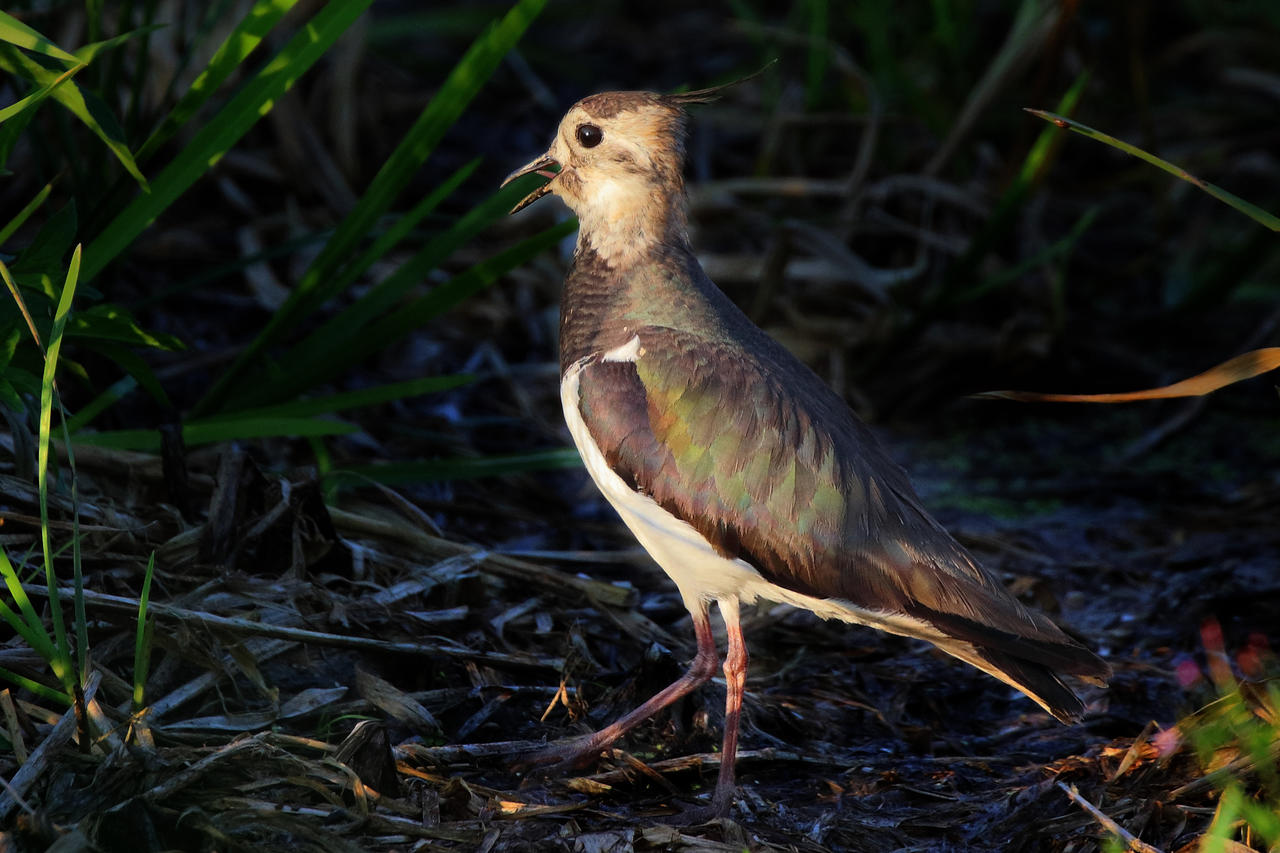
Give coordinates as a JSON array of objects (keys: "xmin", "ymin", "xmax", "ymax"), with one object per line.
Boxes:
[{"xmin": 501, "ymin": 153, "xmax": 559, "ymax": 215}]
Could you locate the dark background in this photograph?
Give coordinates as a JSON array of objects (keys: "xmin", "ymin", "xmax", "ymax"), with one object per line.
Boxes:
[{"xmin": 2, "ymin": 1, "xmax": 1279, "ymax": 850}]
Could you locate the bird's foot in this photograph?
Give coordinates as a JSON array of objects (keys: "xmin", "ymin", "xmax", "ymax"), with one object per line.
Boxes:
[
  {"xmin": 510, "ymin": 732, "xmax": 615, "ymax": 775},
  {"xmin": 659, "ymin": 783, "xmax": 737, "ymax": 825},
  {"xmin": 662, "ymin": 803, "xmax": 722, "ymax": 826},
  {"xmin": 663, "ymin": 796, "xmax": 735, "ymax": 826}
]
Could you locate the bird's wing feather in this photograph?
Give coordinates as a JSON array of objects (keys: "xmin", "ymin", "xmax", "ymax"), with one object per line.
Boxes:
[{"xmin": 575, "ymin": 325, "xmax": 1110, "ymax": 702}]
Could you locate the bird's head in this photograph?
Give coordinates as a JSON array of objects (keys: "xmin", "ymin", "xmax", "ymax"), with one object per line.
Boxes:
[{"xmin": 503, "ymin": 91, "xmax": 693, "ymax": 263}]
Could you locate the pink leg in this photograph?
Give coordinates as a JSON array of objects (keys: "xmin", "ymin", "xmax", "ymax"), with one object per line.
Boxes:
[
  {"xmin": 710, "ymin": 597, "xmax": 747, "ymax": 816},
  {"xmin": 523, "ymin": 601, "xmax": 718, "ymax": 769}
]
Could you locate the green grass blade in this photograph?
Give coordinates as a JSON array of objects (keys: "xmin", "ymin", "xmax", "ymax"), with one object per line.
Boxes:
[
  {"xmin": 86, "ymin": 1, "xmax": 298, "ymax": 273},
  {"xmin": 0, "ymin": 665, "xmax": 69, "ymax": 705},
  {"xmin": 282, "ymin": 0, "xmax": 544, "ymax": 323},
  {"xmin": 310, "ymin": 435, "xmax": 337, "ymax": 503},
  {"xmin": 74, "ymin": 416, "xmax": 360, "ymax": 451},
  {"xmin": 940, "ymin": 71, "xmax": 1088, "ymax": 302},
  {"xmin": 223, "ymin": 160, "xmax": 481, "ymax": 410},
  {"xmin": 319, "ymin": 156, "xmax": 481, "ymax": 298},
  {"xmin": 8, "ymin": 198, "xmax": 78, "ymax": 296},
  {"xmin": 68, "ymin": 307, "xmax": 184, "ymax": 350},
  {"xmin": 958, "ymin": 206, "xmax": 1099, "ymax": 304},
  {"xmin": 136, "ymin": 0, "xmax": 301, "ymax": 163},
  {"xmin": 0, "ymin": 595, "xmax": 52, "ymax": 659},
  {"xmin": 258, "ymin": 218, "xmax": 575, "ymax": 401},
  {"xmin": 68, "ymin": 478, "xmax": 86, "ymax": 681},
  {"xmin": 0, "ymin": 55, "xmax": 83, "ymax": 125},
  {"xmin": 0, "ymin": 259, "xmax": 42, "ymax": 353},
  {"xmin": 37, "ymin": 244, "xmax": 82, "ymax": 693},
  {"xmin": 82, "ymin": 0, "xmax": 376, "ymax": 283},
  {"xmin": 132, "ymin": 229, "xmax": 327, "ymax": 310},
  {"xmin": 184, "ymin": 417, "xmax": 359, "ymax": 445},
  {"xmin": 1028, "ymin": 109, "xmax": 1280, "ymax": 232},
  {"xmin": 0, "ymin": 44, "xmax": 147, "ymax": 188},
  {"xmin": 325, "ymin": 172, "xmax": 520, "ymax": 322},
  {"xmin": 1016, "ymin": 73, "xmax": 1090, "ymax": 189},
  {"xmin": 328, "ymin": 447, "xmax": 583, "ymax": 489},
  {"xmin": 1203, "ymin": 785, "xmax": 1244, "ymax": 851},
  {"xmin": 132, "ymin": 552, "xmax": 155, "ymax": 711},
  {"xmin": 196, "ymin": 0, "xmax": 548, "ymax": 415},
  {"xmin": 358, "ymin": 219, "xmax": 576, "ymax": 355},
  {"xmin": 209, "ymin": 374, "xmax": 475, "ymax": 422},
  {"xmin": 75, "ymin": 342, "xmax": 173, "ymax": 409},
  {"xmin": 0, "ymin": 10, "xmax": 80, "ymax": 64},
  {"xmin": 72, "ymin": 26, "xmax": 163, "ymax": 65},
  {"xmin": 54, "ymin": 368, "xmax": 87, "ymax": 681},
  {"xmin": 0, "ymin": 180, "xmax": 53, "ymax": 245},
  {"xmin": 231, "ymin": 175, "xmax": 516, "ymax": 409},
  {"xmin": 804, "ymin": 0, "xmax": 829, "ymax": 108},
  {"xmin": 85, "ymin": 0, "xmax": 102, "ymax": 42},
  {"xmin": 0, "ymin": 83, "xmax": 55, "ymax": 124},
  {"xmin": 1237, "ymin": 797, "xmax": 1280, "ymax": 846},
  {"xmin": 0, "ymin": 548, "xmax": 57, "ymax": 662},
  {"xmin": 65, "ymin": 373, "xmax": 138, "ymax": 434},
  {"xmin": 365, "ymin": 9, "xmax": 502, "ymax": 42}
]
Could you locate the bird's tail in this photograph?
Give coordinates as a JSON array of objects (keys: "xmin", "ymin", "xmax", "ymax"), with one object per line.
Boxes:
[{"xmin": 924, "ymin": 610, "xmax": 1111, "ymax": 722}]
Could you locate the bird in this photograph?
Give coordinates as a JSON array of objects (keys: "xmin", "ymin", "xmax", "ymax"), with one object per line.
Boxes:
[{"xmin": 501, "ymin": 82, "xmax": 1110, "ymax": 818}]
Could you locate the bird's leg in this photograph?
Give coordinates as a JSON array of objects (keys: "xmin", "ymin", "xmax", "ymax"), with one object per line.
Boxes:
[
  {"xmin": 664, "ymin": 597, "xmax": 747, "ymax": 825},
  {"xmin": 519, "ymin": 601, "xmax": 718, "ymax": 770},
  {"xmin": 710, "ymin": 597, "xmax": 747, "ymax": 816}
]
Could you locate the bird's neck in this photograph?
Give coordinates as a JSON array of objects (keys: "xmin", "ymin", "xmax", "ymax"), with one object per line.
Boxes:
[
  {"xmin": 572, "ymin": 181, "xmax": 689, "ymax": 269},
  {"xmin": 559, "ymin": 232, "xmax": 747, "ymax": 375}
]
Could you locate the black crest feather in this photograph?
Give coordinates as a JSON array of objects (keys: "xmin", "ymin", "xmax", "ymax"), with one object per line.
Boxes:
[{"xmin": 662, "ymin": 60, "xmax": 776, "ymax": 106}]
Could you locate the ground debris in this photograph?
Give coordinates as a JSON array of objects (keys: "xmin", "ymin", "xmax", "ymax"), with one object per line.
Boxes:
[{"xmin": 3, "ymin": 409, "xmax": 1276, "ymax": 852}]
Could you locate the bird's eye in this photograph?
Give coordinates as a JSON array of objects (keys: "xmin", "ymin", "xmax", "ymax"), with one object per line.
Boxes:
[{"xmin": 576, "ymin": 124, "xmax": 603, "ymax": 148}]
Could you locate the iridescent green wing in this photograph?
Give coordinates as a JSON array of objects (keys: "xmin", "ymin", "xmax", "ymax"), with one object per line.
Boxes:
[{"xmin": 576, "ymin": 325, "xmax": 902, "ymax": 599}]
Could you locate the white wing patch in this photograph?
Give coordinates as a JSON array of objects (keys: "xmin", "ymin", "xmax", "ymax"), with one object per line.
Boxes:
[{"xmin": 602, "ymin": 334, "xmax": 643, "ymax": 363}]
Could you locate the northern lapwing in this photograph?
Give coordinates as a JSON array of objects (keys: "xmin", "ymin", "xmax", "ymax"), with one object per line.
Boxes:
[{"xmin": 503, "ymin": 85, "xmax": 1110, "ymax": 817}]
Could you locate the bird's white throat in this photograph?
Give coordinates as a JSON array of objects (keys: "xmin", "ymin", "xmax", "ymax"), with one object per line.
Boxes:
[{"xmin": 569, "ymin": 178, "xmax": 684, "ymax": 268}]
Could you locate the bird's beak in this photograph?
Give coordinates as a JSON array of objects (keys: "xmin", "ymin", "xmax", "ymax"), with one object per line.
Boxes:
[{"xmin": 501, "ymin": 153, "xmax": 560, "ymax": 215}]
